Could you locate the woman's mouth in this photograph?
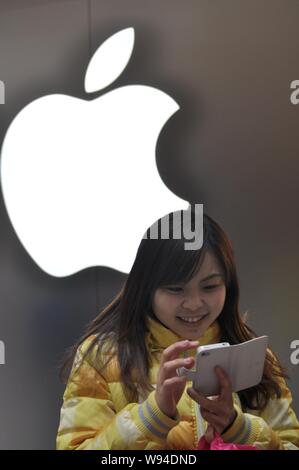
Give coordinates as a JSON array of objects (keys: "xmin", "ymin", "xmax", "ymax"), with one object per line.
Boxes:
[{"xmin": 176, "ymin": 314, "xmax": 208, "ymax": 326}]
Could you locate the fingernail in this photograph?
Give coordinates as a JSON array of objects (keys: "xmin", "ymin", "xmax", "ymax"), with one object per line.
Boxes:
[{"xmin": 184, "ymin": 357, "xmax": 193, "ymax": 364}]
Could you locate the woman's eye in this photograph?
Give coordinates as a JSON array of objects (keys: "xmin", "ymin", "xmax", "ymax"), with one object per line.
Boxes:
[
  {"xmin": 165, "ymin": 286, "xmax": 183, "ymax": 293},
  {"xmin": 203, "ymin": 284, "xmax": 220, "ymax": 290}
]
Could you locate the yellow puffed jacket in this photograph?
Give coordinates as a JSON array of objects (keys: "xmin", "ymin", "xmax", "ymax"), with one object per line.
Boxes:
[{"xmin": 56, "ymin": 317, "xmax": 299, "ymax": 450}]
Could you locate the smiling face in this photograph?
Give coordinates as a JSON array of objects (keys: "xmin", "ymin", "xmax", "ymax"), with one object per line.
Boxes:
[{"xmin": 151, "ymin": 250, "xmax": 226, "ymax": 340}]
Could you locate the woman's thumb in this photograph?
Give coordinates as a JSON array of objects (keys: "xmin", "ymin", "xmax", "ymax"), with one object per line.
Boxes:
[{"xmin": 205, "ymin": 424, "xmax": 215, "ymax": 444}]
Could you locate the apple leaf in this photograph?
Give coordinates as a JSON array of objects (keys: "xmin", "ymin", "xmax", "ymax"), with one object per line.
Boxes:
[{"xmin": 84, "ymin": 27, "xmax": 135, "ymax": 93}]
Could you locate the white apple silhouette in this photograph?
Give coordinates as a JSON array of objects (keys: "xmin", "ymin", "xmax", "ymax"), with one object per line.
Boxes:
[{"xmin": 0, "ymin": 27, "xmax": 188, "ymax": 277}]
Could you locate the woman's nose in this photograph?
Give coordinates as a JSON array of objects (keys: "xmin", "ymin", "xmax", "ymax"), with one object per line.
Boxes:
[{"xmin": 182, "ymin": 292, "xmax": 204, "ymax": 311}]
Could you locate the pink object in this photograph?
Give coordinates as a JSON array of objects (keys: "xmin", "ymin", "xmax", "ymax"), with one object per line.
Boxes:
[{"xmin": 197, "ymin": 432, "xmax": 259, "ymax": 450}]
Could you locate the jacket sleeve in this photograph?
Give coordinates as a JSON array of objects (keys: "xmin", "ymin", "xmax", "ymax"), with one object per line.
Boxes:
[
  {"xmin": 221, "ymin": 379, "xmax": 299, "ymax": 450},
  {"xmin": 56, "ymin": 343, "xmax": 180, "ymax": 450}
]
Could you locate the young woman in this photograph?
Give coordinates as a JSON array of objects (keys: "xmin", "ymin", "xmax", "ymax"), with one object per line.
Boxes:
[{"xmin": 56, "ymin": 210, "xmax": 299, "ymax": 450}]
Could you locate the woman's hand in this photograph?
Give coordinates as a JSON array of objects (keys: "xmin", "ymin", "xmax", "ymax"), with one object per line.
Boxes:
[
  {"xmin": 187, "ymin": 366, "xmax": 237, "ymax": 435},
  {"xmin": 155, "ymin": 340, "xmax": 199, "ymax": 418}
]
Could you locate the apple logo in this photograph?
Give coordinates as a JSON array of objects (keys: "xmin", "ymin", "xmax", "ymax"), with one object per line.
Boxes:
[{"xmin": 0, "ymin": 27, "xmax": 188, "ymax": 276}]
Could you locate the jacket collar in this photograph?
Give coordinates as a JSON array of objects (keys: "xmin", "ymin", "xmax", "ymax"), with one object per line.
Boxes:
[{"xmin": 146, "ymin": 315, "xmax": 221, "ymax": 353}]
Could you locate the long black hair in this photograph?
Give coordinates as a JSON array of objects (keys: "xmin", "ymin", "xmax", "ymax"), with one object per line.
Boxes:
[{"xmin": 60, "ymin": 208, "xmax": 287, "ymax": 410}]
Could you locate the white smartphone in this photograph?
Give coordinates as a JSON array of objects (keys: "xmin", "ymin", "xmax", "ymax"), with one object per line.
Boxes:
[{"xmin": 177, "ymin": 336, "xmax": 268, "ymax": 396}]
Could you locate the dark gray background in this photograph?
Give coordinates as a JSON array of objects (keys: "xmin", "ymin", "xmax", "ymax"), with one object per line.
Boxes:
[{"xmin": 0, "ymin": 0, "xmax": 298, "ymax": 449}]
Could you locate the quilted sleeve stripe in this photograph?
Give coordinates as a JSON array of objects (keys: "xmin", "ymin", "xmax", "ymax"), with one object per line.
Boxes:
[{"xmin": 131, "ymin": 390, "xmax": 180, "ymax": 443}]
